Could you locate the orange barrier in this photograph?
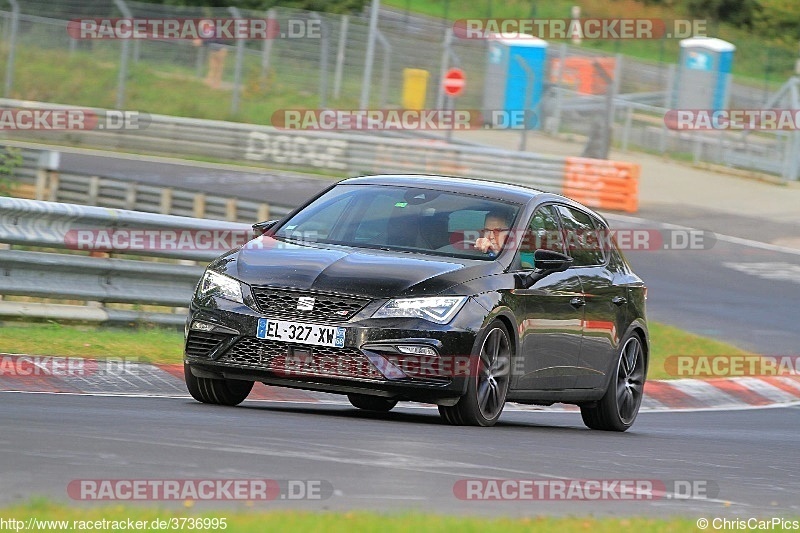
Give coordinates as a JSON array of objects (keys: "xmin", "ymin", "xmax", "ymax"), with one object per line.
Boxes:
[
  {"xmin": 563, "ymin": 157, "xmax": 640, "ymax": 213},
  {"xmin": 550, "ymin": 57, "xmax": 616, "ymax": 95}
]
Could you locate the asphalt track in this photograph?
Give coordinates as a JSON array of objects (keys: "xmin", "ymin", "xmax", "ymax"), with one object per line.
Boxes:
[
  {"xmin": 6, "ymin": 148, "xmax": 796, "ymax": 519},
  {"xmin": 1, "ymin": 392, "xmax": 798, "ymax": 517}
]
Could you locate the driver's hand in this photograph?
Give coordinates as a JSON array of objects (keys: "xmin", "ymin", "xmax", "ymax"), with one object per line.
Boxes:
[{"xmin": 475, "ymin": 237, "xmax": 496, "ymax": 254}]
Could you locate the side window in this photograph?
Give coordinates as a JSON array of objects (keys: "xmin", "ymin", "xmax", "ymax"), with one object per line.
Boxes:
[
  {"xmin": 554, "ymin": 205, "xmax": 605, "ymax": 267},
  {"xmin": 518, "ymin": 205, "xmax": 565, "ymax": 268}
]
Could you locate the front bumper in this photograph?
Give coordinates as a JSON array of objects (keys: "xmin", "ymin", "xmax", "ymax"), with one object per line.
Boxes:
[{"xmin": 183, "ymin": 295, "xmax": 484, "ymax": 404}]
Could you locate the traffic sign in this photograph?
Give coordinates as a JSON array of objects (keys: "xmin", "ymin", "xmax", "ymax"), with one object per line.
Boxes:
[{"xmin": 443, "ymin": 68, "xmax": 466, "ymax": 97}]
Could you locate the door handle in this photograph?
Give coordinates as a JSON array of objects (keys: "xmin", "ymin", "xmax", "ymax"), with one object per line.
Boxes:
[
  {"xmin": 570, "ymin": 297, "xmax": 586, "ymax": 308},
  {"xmin": 612, "ymin": 296, "xmax": 627, "ymax": 306}
]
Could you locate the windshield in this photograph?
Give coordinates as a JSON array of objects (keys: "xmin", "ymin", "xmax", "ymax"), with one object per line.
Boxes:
[{"xmin": 274, "ymin": 184, "xmax": 522, "ymax": 260}]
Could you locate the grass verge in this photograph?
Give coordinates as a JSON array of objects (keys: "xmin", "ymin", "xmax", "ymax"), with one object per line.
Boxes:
[
  {"xmin": 0, "ymin": 321, "xmax": 751, "ymax": 379},
  {"xmin": 0, "ymin": 500, "xmax": 708, "ymax": 532}
]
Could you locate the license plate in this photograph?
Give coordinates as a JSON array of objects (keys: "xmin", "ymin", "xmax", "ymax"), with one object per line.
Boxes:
[{"xmin": 256, "ymin": 318, "xmax": 346, "ymax": 348}]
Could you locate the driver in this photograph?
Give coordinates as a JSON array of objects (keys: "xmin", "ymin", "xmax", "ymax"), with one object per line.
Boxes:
[{"xmin": 474, "ymin": 209, "xmax": 513, "ymax": 256}]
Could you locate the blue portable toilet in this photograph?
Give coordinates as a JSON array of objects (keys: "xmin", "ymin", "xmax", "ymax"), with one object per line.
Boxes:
[
  {"xmin": 674, "ymin": 37, "xmax": 735, "ymax": 110},
  {"xmin": 482, "ymin": 34, "xmax": 548, "ymax": 129}
]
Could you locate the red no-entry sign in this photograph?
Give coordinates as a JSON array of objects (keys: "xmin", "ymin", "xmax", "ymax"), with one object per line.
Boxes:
[{"xmin": 443, "ymin": 68, "xmax": 466, "ymax": 97}]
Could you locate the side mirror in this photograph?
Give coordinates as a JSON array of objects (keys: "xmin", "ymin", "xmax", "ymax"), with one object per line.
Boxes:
[
  {"xmin": 516, "ymin": 249, "xmax": 573, "ymax": 289},
  {"xmin": 532, "ymin": 249, "xmax": 573, "ymax": 272},
  {"xmin": 252, "ymin": 219, "xmax": 279, "ymax": 237}
]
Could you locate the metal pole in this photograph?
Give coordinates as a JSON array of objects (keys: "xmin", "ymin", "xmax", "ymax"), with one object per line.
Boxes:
[
  {"xmin": 445, "ymin": 95, "xmax": 454, "ymax": 143},
  {"xmin": 549, "ymin": 43, "xmax": 567, "ymax": 134},
  {"xmin": 261, "ymin": 8, "xmax": 275, "ymax": 79},
  {"xmin": 112, "ymin": 0, "xmax": 131, "ymax": 108},
  {"xmin": 313, "ymin": 13, "xmax": 329, "ymax": 109},
  {"xmin": 229, "ymin": 7, "xmax": 245, "ymax": 115},
  {"xmin": 375, "ymin": 29, "xmax": 391, "ymax": 107},
  {"xmin": 436, "ymin": 28, "xmax": 453, "ymax": 109},
  {"xmin": 3, "ymin": 0, "xmax": 18, "ymax": 98},
  {"xmin": 333, "ymin": 15, "xmax": 348, "ymax": 99},
  {"xmin": 360, "ymin": 0, "xmax": 380, "ymax": 109},
  {"xmin": 515, "ymin": 55, "xmax": 534, "ymax": 151}
]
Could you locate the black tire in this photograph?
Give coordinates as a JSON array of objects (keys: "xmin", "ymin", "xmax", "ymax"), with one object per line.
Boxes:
[
  {"xmin": 580, "ymin": 332, "xmax": 646, "ymax": 432},
  {"xmin": 347, "ymin": 393, "xmax": 398, "ymax": 412},
  {"xmin": 184, "ymin": 363, "xmax": 254, "ymax": 407},
  {"xmin": 439, "ymin": 320, "xmax": 512, "ymax": 427}
]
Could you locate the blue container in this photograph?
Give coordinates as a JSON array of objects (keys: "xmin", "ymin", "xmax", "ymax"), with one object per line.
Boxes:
[
  {"xmin": 675, "ymin": 37, "xmax": 735, "ymax": 110},
  {"xmin": 482, "ymin": 34, "xmax": 548, "ymax": 129}
]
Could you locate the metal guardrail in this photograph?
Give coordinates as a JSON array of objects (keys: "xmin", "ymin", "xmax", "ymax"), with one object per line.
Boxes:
[
  {"xmin": 4, "ymin": 144, "xmax": 292, "ymax": 222},
  {"xmin": 0, "ymin": 99, "xmax": 570, "ymax": 194},
  {"xmin": 0, "ymin": 197, "xmax": 252, "ymax": 325}
]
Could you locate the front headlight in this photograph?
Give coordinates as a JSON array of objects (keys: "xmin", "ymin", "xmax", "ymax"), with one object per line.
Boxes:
[
  {"xmin": 198, "ymin": 270, "xmax": 244, "ymax": 304},
  {"xmin": 372, "ymin": 296, "xmax": 467, "ymax": 324}
]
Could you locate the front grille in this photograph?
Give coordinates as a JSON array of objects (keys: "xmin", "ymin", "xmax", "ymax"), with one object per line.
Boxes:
[
  {"xmin": 220, "ymin": 337, "xmax": 384, "ymax": 380},
  {"xmin": 250, "ymin": 287, "xmax": 369, "ymax": 321},
  {"xmin": 185, "ymin": 331, "xmax": 233, "ymax": 358}
]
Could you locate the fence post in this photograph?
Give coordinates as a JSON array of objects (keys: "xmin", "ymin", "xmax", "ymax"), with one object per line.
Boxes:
[
  {"xmin": 333, "ymin": 15, "xmax": 348, "ymax": 100},
  {"xmin": 3, "ymin": 0, "xmax": 19, "ymax": 98},
  {"xmin": 112, "ymin": 0, "xmax": 132, "ymax": 109},
  {"xmin": 261, "ymin": 8, "xmax": 276, "ymax": 79},
  {"xmin": 549, "ymin": 43, "xmax": 567, "ymax": 135},
  {"xmin": 375, "ymin": 30, "xmax": 391, "ymax": 108},
  {"xmin": 229, "ymin": 7, "xmax": 245, "ymax": 115},
  {"xmin": 435, "ymin": 28, "xmax": 454, "ymax": 109},
  {"xmin": 313, "ymin": 13, "xmax": 329, "ymax": 109},
  {"xmin": 360, "ymin": 0, "xmax": 380, "ymax": 109}
]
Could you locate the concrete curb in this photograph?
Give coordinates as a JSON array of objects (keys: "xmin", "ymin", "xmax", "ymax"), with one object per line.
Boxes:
[{"xmin": 1, "ymin": 355, "xmax": 799, "ymax": 412}]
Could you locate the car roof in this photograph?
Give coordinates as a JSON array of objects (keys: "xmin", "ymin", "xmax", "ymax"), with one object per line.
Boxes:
[{"xmin": 340, "ymin": 174, "xmax": 544, "ymax": 204}]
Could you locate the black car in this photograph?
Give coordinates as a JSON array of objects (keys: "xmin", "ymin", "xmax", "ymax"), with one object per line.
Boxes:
[{"xmin": 184, "ymin": 175, "xmax": 648, "ymax": 431}]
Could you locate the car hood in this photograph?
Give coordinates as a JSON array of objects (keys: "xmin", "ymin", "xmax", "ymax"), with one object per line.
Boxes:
[{"xmin": 215, "ymin": 237, "xmax": 499, "ymax": 299}]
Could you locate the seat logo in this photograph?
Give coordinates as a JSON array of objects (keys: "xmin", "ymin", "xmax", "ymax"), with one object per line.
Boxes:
[{"xmin": 297, "ymin": 297, "xmax": 315, "ymax": 311}]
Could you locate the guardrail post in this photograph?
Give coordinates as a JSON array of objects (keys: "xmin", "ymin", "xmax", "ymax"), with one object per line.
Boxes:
[
  {"xmin": 125, "ymin": 183, "xmax": 137, "ymax": 210},
  {"xmin": 87, "ymin": 176, "xmax": 100, "ymax": 205},
  {"xmin": 225, "ymin": 198, "xmax": 237, "ymax": 221},
  {"xmin": 35, "ymin": 169, "xmax": 47, "ymax": 200},
  {"xmin": 193, "ymin": 193, "xmax": 206, "ymax": 218},
  {"xmin": 257, "ymin": 204, "xmax": 270, "ymax": 222},
  {"xmin": 47, "ymin": 174, "xmax": 60, "ymax": 202},
  {"xmin": 159, "ymin": 188, "xmax": 173, "ymax": 214}
]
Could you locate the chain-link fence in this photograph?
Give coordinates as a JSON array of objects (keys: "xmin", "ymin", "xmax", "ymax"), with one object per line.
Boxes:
[{"xmin": 0, "ymin": 0, "xmax": 798, "ymax": 179}]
